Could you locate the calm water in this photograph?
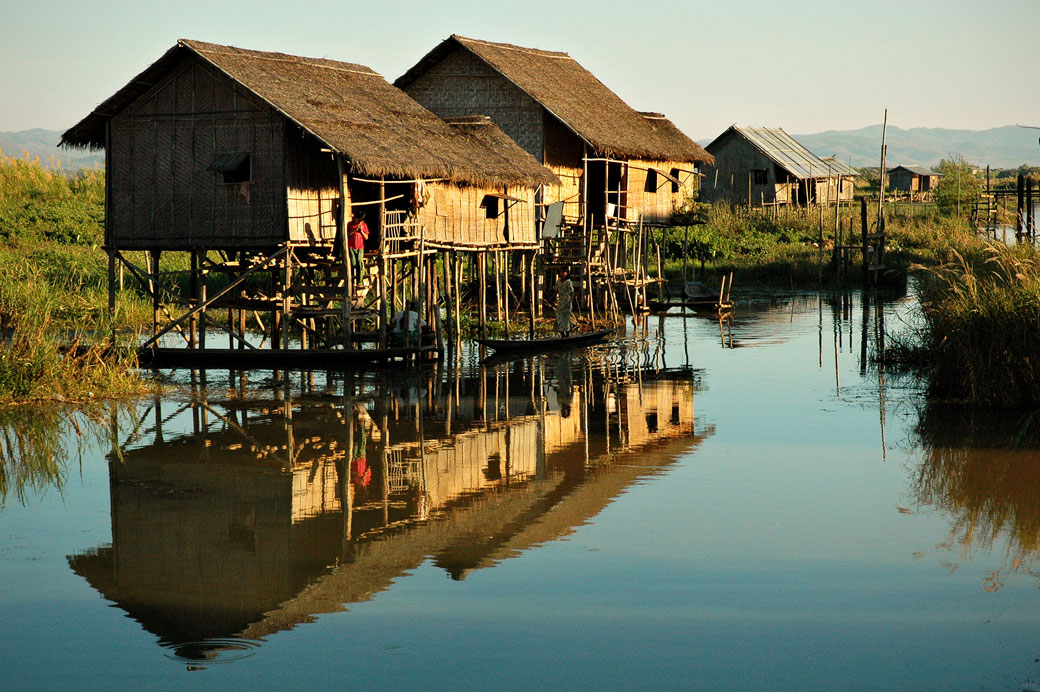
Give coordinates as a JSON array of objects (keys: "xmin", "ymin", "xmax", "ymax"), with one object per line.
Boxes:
[{"xmin": 3, "ymin": 292, "xmax": 1040, "ymax": 691}]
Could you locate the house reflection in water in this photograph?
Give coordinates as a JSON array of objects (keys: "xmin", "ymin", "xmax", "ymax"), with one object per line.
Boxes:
[{"xmin": 68, "ymin": 356, "xmax": 709, "ymax": 660}]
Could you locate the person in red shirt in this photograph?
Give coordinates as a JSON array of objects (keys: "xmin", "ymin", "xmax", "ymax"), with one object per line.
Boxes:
[{"xmin": 346, "ymin": 210, "xmax": 369, "ymax": 285}]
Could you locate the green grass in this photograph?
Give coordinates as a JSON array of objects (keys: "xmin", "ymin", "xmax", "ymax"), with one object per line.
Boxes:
[
  {"xmin": 654, "ymin": 201, "xmax": 976, "ymax": 289},
  {"xmin": 0, "ymin": 153, "xmax": 154, "ymax": 405}
]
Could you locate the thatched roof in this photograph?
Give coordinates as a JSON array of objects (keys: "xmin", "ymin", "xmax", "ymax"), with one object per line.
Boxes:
[
  {"xmin": 395, "ymin": 35, "xmax": 713, "ymax": 165},
  {"xmin": 446, "ymin": 116, "xmax": 559, "ymax": 186},
  {"xmin": 61, "ymin": 39, "xmax": 555, "ymax": 187}
]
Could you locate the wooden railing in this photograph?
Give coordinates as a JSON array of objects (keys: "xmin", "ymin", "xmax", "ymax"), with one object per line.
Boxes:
[{"xmin": 382, "ymin": 209, "xmax": 422, "ymax": 256}]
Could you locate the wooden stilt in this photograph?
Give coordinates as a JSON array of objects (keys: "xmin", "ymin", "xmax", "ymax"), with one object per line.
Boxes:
[
  {"xmin": 478, "ymin": 252, "xmax": 488, "ymax": 337},
  {"xmin": 527, "ymin": 250, "xmax": 536, "ymax": 339},
  {"xmin": 454, "ymin": 252, "xmax": 462, "ymax": 340}
]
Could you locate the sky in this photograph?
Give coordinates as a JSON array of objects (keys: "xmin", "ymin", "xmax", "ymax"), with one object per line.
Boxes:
[{"xmin": 2, "ymin": 0, "xmax": 1038, "ymax": 140}]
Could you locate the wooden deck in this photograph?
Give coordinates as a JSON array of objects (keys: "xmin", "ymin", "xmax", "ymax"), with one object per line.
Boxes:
[{"xmin": 138, "ymin": 344, "xmax": 439, "ymax": 369}]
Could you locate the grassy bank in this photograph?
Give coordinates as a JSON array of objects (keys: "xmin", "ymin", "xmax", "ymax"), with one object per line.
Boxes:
[
  {"xmin": 655, "ymin": 201, "xmax": 976, "ymax": 289},
  {"xmin": 0, "ymin": 153, "xmax": 153, "ymax": 404}
]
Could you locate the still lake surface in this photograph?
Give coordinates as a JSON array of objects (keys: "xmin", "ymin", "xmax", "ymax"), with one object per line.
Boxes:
[{"xmin": 3, "ymin": 291, "xmax": 1040, "ymax": 691}]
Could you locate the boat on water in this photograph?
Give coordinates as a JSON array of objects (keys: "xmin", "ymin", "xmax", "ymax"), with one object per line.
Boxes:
[
  {"xmin": 649, "ymin": 274, "xmax": 734, "ymax": 313},
  {"xmin": 475, "ymin": 328, "xmax": 616, "ymax": 354}
]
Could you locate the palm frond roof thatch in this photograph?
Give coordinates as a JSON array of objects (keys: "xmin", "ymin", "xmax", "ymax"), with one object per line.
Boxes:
[
  {"xmin": 444, "ymin": 115, "xmax": 559, "ymax": 184},
  {"xmin": 395, "ymin": 35, "xmax": 713, "ymax": 165},
  {"xmin": 61, "ymin": 39, "xmax": 557, "ymax": 188}
]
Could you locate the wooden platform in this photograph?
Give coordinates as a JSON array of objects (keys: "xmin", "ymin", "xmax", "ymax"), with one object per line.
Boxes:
[{"xmin": 138, "ymin": 345, "xmax": 439, "ymax": 370}]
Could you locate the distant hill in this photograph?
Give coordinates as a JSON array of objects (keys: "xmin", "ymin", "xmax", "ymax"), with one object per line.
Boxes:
[
  {"xmin": 8, "ymin": 124, "xmax": 1040, "ymax": 173},
  {"xmin": 700, "ymin": 125, "xmax": 1040, "ymax": 170},
  {"xmin": 0, "ymin": 128, "xmax": 103, "ymax": 170}
]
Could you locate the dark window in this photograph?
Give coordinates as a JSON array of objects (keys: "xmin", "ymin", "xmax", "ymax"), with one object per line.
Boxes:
[
  {"xmin": 644, "ymin": 168, "xmax": 658, "ymax": 193},
  {"xmin": 481, "ymin": 195, "xmax": 500, "ymax": 219},
  {"xmin": 208, "ymin": 152, "xmax": 251, "ymax": 184},
  {"xmin": 751, "ymin": 168, "xmax": 768, "ymax": 186},
  {"xmin": 670, "ymin": 168, "xmax": 681, "ymax": 194}
]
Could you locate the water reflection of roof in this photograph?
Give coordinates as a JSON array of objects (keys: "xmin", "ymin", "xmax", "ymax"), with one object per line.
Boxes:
[{"xmin": 68, "ymin": 367, "xmax": 709, "ymax": 647}]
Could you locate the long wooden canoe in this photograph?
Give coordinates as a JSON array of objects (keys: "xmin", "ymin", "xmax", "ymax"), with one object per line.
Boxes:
[{"xmin": 475, "ymin": 328, "xmax": 616, "ymax": 354}]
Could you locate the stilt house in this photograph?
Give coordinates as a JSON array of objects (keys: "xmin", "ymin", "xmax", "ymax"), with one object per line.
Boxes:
[
  {"xmin": 887, "ymin": 165, "xmax": 939, "ymax": 198},
  {"xmin": 69, "ymin": 362, "xmax": 700, "ymax": 647},
  {"xmin": 700, "ymin": 126, "xmax": 856, "ymax": 206},
  {"xmin": 394, "ymin": 35, "xmax": 713, "ymax": 229},
  {"xmin": 60, "ymin": 39, "xmax": 557, "ymax": 360}
]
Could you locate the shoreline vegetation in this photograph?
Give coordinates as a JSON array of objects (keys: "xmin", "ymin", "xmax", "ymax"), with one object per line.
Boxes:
[
  {"xmin": 1, "ymin": 152, "xmax": 1037, "ymax": 407},
  {"xmin": 0, "ymin": 152, "xmax": 153, "ymax": 405}
]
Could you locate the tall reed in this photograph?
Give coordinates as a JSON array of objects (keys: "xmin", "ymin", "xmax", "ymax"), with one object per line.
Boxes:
[{"xmin": 910, "ymin": 240, "xmax": 1040, "ymax": 407}]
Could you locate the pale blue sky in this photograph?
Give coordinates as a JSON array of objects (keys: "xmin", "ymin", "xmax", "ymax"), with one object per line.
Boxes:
[{"xmin": 2, "ymin": 0, "xmax": 1037, "ymax": 139}]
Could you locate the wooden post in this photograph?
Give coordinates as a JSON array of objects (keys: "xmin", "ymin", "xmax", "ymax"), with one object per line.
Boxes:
[
  {"xmin": 451, "ymin": 252, "xmax": 459, "ymax": 341},
  {"xmin": 478, "ymin": 253, "xmax": 486, "ymax": 339},
  {"xmin": 238, "ymin": 293, "xmax": 246, "ymax": 350},
  {"xmin": 860, "ymin": 197, "xmax": 869, "ymax": 283},
  {"xmin": 501, "ymin": 251, "xmax": 510, "ymax": 338},
  {"xmin": 877, "ymin": 109, "xmax": 888, "ymax": 239},
  {"xmin": 682, "ymin": 223, "xmax": 689, "ymax": 283},
  {"xmin": 378, "ymin": 255, "xmax": 387, "ymax": 351},
  {"xmin": 189, "ymin": 251, "xmax": 199, "ymax": 348},
  {"xmin": 656, "ymin": 236, "xmax": 664, "ymax": 302},
  {"xmin": 1028, "ymin": 179, "xmax": 1035, "ymax": 240},
  {"xmin": 1018, "ymin": 174, "xmax": 1026, "ymax": 239},
  {"xmin": 582, "ymin": 146, "xmax": 590, "ymax": 239},
  {"xmin": 338, "ymin": 156, "xmax": 352, "ymax": 351},
  {"xmin": 494, "ymin": 250, "xmax": 503, "ymax": 322},
  {"xmin": 271, "ymin": 260, "xmax": 281, "ymax": 349},
  {"xmin": 148, "ymin": 250, "xmax": 160, "ymax": 339},
  {"xmin": 107, "ymin": 250, "xmax": 116, "ymax": 329},
  {"xmin": 282, "ymin": 249, "xmax": 292, "ymax": 349},
  {"xmin": 442, "ymin": 251, "xmax": 453, "ymax": 340},
  {"xmin": 527, "ymin": 250, "xmax": 536, "ymax": 340}
]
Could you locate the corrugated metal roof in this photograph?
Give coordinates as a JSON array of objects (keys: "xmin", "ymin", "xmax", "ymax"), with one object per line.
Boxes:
[
  {"xmin": 819, "ymin": 156, "xmax": 859, "ymax": 177},
  {"xmin": 725, "ymin": 126, "xmax": 834, "ymax": 180},
  {"xmin": 889, "ymin": 165, "xmax": 937, "ymax": 176}
]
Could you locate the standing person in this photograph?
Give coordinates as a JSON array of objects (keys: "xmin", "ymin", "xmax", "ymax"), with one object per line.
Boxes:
[
  {"xmin": 555, "ymin": 267, "xmax": 574, "ymax": 336},
  {"xmin": 347, "ymin": 210, "xmax": 369, "ymax": 286}
]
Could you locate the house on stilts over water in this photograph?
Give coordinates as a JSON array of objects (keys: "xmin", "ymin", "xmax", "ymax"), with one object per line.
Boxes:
[
  {"xmin": 395, "ymin": 35, "xmax": 714, "ymax": 317},
  {"xmin": 60, "ymin": 39, "xmax": 558, "ymax": 366}
]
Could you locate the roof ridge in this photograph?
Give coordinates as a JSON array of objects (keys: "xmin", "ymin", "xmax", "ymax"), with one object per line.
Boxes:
[
  {"xmin": 179, "ymin": 39, "xmax": 381, "ymax": 78},
  {"xmin": 451, "ymin": 34, "xmax": 573, "ymax": 61}
]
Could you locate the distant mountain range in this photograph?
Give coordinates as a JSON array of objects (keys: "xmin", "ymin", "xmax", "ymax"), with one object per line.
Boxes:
[
  {"xmin": 0, "ymin": 128, "xmax": 103, "ymax": 169},
  {"xmin": 4, "ymin": 124, "xmax": 1039, "ymax": 172},
  {"xmin": 701, "ymin": 124, "xmax": 1040, "ymax": 170}
]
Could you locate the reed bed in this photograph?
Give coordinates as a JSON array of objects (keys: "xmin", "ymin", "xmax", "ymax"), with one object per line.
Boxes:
[{"xmin": 906, "ymin": 240, "xmax": 1040, "ymax": 407}]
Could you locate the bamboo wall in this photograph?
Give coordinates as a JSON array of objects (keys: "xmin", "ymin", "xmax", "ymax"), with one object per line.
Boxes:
[
  {"xmin": 543, "ymin": 114, "xmax": 585, "ymax": 220},
  {"xmin": 108, "ymin": 53, "xmax": 287, "ymax": 250},
  {"xmin": 401, "ymin": 46, "xmax": 546, "ymax": 162},
  {"xmin": 286, "ymin": 131, "xmax": 341, "ymax": 245},
  {"xmin": 416, "ymin": 183, "xmax": 538, "ymax": 248},
  {"xmin": 625, "ymin": 159, "xmax": 700, "ymax": 225}
]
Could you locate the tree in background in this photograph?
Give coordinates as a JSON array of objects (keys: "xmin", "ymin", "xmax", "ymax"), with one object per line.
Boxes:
[{"xmin": 934, "ymin": 156, "xmax": 983, "ymax": 217}]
